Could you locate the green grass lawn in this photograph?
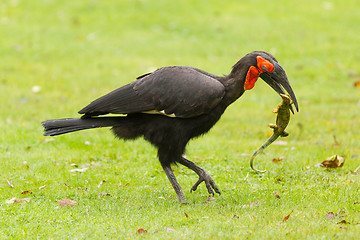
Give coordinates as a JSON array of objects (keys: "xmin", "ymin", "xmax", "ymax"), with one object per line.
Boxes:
[{"xmin": 1, "ymin": 0, "xmax": 359, "ymax": 239}]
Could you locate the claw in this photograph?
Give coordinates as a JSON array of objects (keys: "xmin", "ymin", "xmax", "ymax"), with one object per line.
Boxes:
[{"xmin": 190, "ymin": 172, "xmax": 221, "ymax": 196}]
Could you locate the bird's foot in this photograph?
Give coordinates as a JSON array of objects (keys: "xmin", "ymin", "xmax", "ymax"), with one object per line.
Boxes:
[{"xmin": 190, "ymin": 171, "xmax": 221, "ymax": 196}]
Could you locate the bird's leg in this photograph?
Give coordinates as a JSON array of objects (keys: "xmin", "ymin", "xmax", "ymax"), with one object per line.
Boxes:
[
  {"xmin": 161, "ymin": 163, "xmax": 188, "ymax": 204},
  {"xmin": 177, "ymin": 157, "xmax": 221, "ymax": 196}
]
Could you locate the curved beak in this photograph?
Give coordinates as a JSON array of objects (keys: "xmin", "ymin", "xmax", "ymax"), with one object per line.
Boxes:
[{"xmin": 260, "ymin": 62, "xmax": 299, "ymax": 113}]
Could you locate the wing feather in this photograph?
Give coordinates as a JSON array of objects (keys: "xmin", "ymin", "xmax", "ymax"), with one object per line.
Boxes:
[{"xmin": 79, "ymin": 66, "xmax": 225, "ymax": 118}]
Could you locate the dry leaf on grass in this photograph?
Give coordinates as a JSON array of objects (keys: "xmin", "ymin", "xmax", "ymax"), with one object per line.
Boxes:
[
  {"xmin": 325, "ymin": 212, "xmax": 336, "ymax": 220},
  {"xmin": 137, "ymin": 229, "xmax": 147, "ymax": 234},
  {"xmin": 325, "ymin": 210, "xmax": 344, "ymax": 220},
  {"xmin": 349, "ymin": 71, "xmax": 360, "ymax": 88},
  {"xmin": 337, "ymin": 220, "xmax": 350, "ymax": 224},
  {"xmin": 184, "ymin": 212, "xmax": 189, "ymax": 218},
  {"xmin": 57, "ymin": 198, "xmax": 77, "ymax": 207},
  {"xmin": 21, "ymin": 190, "xmax": 33, "ymax": 195},
  {"xmin": 320, "ymin": 155, "xmax": 345, "ymax": 168},
  {"xmin": 6, "ymin": 197, "xmax": 32, "ymax": 204},
  {"xmin": 272, "ymin": 156, "xmax": 284, "ymax": 162},
  {"xmin": 282, "ymin": 210, "xmax": 293, "ymax": 222}
]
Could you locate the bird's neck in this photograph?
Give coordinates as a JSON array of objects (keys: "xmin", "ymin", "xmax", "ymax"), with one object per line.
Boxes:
[{"xmin": 219, "ymin": 74, "xmax": 246, "ymax": 106}]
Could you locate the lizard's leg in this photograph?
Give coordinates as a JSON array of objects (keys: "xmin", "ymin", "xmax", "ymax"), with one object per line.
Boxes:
[
  {"xmin": 281, "ymin": 131, "xmax": 289, "ymax": 137},
  {"xmin": 268, "ymin": 123, "xmax": 277, "ymax": 129}
]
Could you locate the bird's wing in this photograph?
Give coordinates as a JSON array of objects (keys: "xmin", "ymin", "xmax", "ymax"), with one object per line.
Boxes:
[{"xmin": 78, "ymin": 66, "xmax": 225, "ymax": 118}]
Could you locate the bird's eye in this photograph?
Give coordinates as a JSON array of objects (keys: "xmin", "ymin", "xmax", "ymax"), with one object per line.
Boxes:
[{"xmin": 256, "ymin": 56, "xmax": 274, "ymax": 73}]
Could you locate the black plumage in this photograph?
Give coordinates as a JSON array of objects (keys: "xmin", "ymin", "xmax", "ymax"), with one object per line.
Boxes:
[{"xmin": 42, "ymin": 51, "xmax": 298, "ymax": 203}]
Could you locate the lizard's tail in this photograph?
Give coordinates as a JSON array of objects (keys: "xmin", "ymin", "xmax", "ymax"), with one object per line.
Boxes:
[
  {"xmin": 250, "ymin": 150, "xmax": 267, "ymax": 173},
  {"xmin": 249, "ymin": 134, "xmax": 278, "ymax": 173}
]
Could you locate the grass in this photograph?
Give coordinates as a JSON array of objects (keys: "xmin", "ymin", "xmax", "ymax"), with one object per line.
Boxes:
[{"xmin": 1, "ymin": 0, "xmax": 360, "ymax": 239}]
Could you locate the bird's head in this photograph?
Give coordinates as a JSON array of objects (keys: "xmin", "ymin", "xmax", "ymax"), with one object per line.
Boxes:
[{"xmin": 234, "ymin": 51, "xmax": 299, "ymax": 113}]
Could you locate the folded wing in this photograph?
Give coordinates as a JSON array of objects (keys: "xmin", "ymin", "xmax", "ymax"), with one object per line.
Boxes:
[{"xmin": 78, "ymin": 66, "xmax": 225, "ymax": 118}]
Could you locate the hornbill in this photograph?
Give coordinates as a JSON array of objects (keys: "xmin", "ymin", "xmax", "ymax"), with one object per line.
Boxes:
[{"xmin": 42, "ymin": 51, "xmax": 298, "ymax": 203}]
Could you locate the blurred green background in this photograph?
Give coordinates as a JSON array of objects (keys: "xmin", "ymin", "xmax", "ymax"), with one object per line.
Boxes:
[{"xmin": 1, "ymin": 0, "xmax": 359, "ymax": 239}]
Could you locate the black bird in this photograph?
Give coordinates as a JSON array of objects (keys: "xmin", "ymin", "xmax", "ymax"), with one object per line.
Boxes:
[{"xmin": 42, "ymin": 51, "xmax": 298, "ymax": 203}]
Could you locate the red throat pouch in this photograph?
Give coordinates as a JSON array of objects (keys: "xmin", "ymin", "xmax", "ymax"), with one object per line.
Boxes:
[
  {"xmin": 244, "ymin": 66, "xmax": 260, "ymax": 90},
  {"xmin": 244, "ymin": 56, "xmax": 275, "ymax": 91}
]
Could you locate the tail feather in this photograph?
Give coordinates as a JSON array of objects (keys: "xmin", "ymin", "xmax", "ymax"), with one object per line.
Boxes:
[{"xmin": 42, "ymin": 117, "xmax": 124, "ymax": 136}]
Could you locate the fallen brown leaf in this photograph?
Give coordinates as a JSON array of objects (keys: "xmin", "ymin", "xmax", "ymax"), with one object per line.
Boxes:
[
  {"xmin": 354, "ymin": 165, "xmax": 360, "ymax": 173},
  {"xmin": 337, "ymin": 220, "xmax": 350, "ymax": 224},
  {"xmin": 272, "ymin": 156, "xmax": 284, "ymax": 162},
  {"xmin": 21, "ymin": 190, "xmax": 33, "ymax": 195},
  {"xmin": 232, "ymin": 214, "xmax": 239, "ymax": 219},
  {"xmin": 57, "ymin": 198, "xmax": 77, "ymax": 207},
  {"xmin": 184, "ymin": 212, "xmax": 189, "ymax": 218},
  {"xmin": 320, "ymin": 155, "xmax": 345, "ymax": 168},
  {"xmin": 282, "ymin": 210, "xmax": 293, "ymax": 222},
  {"xmin": 137, "ymin": 229, "xmax": 147, "ymax": 234},
  {"xmin": 349, "ymin": 70, "xmax": 360, "ymax": 87},
  {"xmin": 340, "ymin": 226, "xmax": 348, "ymax": 230},
  {"xmin": 325, "ymin": 212, "xmax": 336, "ymax": 220},
  {"xmin": 6, "ymin": 197, "xmax": 31, "ymax": 204}
]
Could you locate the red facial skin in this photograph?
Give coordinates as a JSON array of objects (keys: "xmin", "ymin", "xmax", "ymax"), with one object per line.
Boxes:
[{"xmin": 244, "ymin": 56, "xmax": 275, "ymax": 90}]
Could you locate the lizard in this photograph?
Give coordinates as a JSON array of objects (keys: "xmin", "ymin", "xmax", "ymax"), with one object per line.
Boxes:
[{"xmin": 250, "ymin": 93, "xmax": 293, "ymax": 173}]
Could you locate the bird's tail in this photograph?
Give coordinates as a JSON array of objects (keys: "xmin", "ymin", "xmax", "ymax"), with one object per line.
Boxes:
[{"xmin": 42, "ymin": 117, "xmax": 124, "ymax": 136}]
